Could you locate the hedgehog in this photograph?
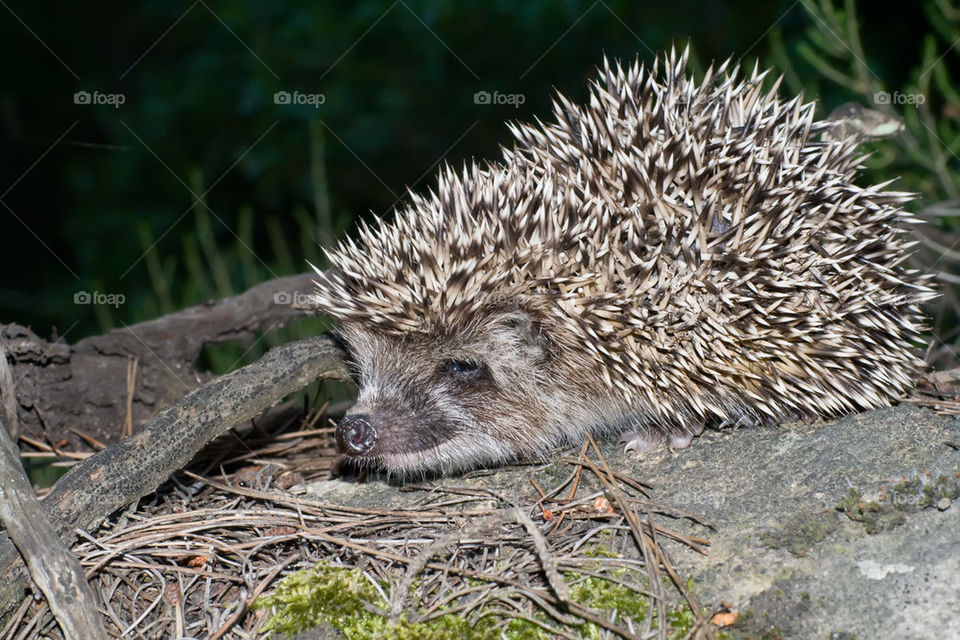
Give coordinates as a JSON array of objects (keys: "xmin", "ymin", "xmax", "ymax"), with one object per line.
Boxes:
[{"xmin": 311, "ymin": 48, "xmax": 936, "ymax": 475}]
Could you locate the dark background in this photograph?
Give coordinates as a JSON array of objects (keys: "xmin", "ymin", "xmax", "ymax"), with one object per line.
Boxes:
[{"xmin": 1, "ymin": 0, "xmax": 956, "ymax": 365}]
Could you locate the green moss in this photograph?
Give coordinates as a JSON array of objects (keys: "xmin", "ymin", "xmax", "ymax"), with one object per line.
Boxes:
[
  {"xmin": 254, "ymin": 563, "xmax": 550, "ymax": 639},
  {"xmin": 887, "ymin": 472, "xmax": 960, "ymax": 508},
  {"xmin": 253, "ymin": 563, "xmax": 388, "ymax": 637},
  {"xmin": 255, "ymin": 559, "xmax": 698, "ymax": 638},
  {"xmin": 568, "ymin": 573, "xmax": 647, "ymax": 634},
  {"xmin": 562, "ymin": 569, "xmax": 695, "ymax": 638},
  {"xmin": 666, "ymin": 604, "xmax": 697, "ymax": 632},
  {"xmin": 837, "ymin": 471, "xmax": 960, "ymax": 534}
]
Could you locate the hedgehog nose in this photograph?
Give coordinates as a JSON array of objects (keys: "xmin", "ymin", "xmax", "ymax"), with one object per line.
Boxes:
[{"xmin": 336, "ymin": 414, "xmax": 377, "ymax": 456}]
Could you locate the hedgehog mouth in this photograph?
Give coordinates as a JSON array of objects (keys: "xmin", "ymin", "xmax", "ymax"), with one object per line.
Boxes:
[
  {"xmin": 376, "ymin": 433, "xmax": 515, "ymax": 475},
  {"xmin": 336, "ymin": 441, "xmax": 457, "ymax": 475},
  {"xmin": 364, "ymin": 439, "xmax": 460, "ymax": 472},
  {"xmin": 379, "ymin": 447, "xmax": 449, "ymax": 472}
]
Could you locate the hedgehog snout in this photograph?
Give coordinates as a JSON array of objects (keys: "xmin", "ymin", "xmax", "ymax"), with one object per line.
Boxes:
[{"xmin": 336, "ymin": 414, "xmax": 378, "ymax": 456}]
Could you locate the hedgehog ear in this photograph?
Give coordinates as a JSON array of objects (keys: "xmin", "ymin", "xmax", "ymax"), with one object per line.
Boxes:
[{"xmin": 499, "ymin": 309, "xmax": 548, "ymax": 354}]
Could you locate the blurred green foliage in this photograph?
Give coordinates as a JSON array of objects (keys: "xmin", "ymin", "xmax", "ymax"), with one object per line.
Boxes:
[{"xmin": 1, "ymin": 0, "xmax": 956, "ymax": 366}]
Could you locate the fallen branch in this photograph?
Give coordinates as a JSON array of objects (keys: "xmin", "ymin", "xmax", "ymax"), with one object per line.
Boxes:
[
  {"xmin": 0, "ymin": 338, "xmax": 106, "ymax": 640},
  {"xmin": 3, "ymin": 272, "xmax": 318, "ymax": 450},
  {"xmin": 0, "ymin": 419, "xmax": 107, "ymax": 640}
]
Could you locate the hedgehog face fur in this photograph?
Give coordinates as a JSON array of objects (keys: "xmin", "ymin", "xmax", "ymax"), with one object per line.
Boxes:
[
  {"xmin": 313, "ymin": 48, "xmax": 937, "ymax": 475},
  {"xmin": 334, "ymin": 311, "xmax": 572, "ymax": 470}
]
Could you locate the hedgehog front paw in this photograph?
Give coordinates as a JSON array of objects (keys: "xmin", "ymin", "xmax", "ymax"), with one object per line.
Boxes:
[
  {"xmin": 618, "ymin": 430, "xmax": 664, "ymax": 455},
  {"xmin": 668, "ymin": 431, "xmax": 695, "ymax": 451},
  {"xmin": 619, "ymin": 425, "xmax": 704, "ymax": 456},
  {"xmin": 668, "ymin": 424, "xmax": 705, "ymax": 451}
]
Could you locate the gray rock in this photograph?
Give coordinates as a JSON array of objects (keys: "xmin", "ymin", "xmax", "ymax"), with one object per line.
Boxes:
[{"xmin": 626, "ymin": 404, "xmax": 960, "ymax": 639}]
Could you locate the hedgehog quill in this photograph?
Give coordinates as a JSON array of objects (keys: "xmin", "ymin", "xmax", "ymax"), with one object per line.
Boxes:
[{"xmin": 312, "ymin": 49, "xmax": 936, "ymax": 475}]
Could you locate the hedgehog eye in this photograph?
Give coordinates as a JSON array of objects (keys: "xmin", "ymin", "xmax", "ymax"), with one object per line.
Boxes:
[{"xmin": 442, "ymin": 359, "xmax": 485, "ymax": 380}]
